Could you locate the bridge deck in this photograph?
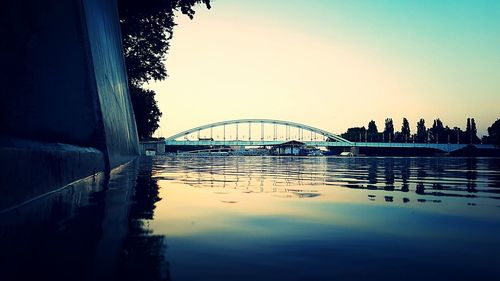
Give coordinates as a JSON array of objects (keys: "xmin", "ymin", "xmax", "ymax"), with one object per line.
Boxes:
[{"xmin": 164, "ymin": 140, "xmax": 496, "ymax": 153}]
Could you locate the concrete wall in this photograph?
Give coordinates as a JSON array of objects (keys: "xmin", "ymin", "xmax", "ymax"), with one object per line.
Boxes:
[
  {"xmin": 0, "ymin": 0, "xmax": 102, "ymax": 147},
  {"xmin": 82, "ymin": 0, "xmax": 140, "ymax": 168},
  {"xmin": 0, "ymin": 0, "xmax": 139, "ymax": 210}
]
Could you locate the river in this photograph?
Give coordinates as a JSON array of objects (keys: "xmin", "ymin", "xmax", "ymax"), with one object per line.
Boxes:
[{"xmin": 1, "ymin": 156, "xmax": 499, "ymax": 281}]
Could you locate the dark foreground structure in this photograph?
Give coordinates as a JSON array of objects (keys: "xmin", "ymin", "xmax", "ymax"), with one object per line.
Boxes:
[{"xmin": 0, "ymin": 0, "xmax": 139, "ymax": 211}]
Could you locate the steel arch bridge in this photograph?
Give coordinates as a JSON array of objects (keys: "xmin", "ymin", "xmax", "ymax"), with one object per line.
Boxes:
[
  {"xmin": 162, "ymin": 118, "xmax": 498, "ymax": 152},
  {"xmin": 164, "ymin": 118, "xmax": 352, "ymax": 146}
]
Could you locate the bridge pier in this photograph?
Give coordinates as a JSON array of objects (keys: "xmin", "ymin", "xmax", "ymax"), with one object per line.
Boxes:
[{"xmin": 139, "ymin": 141, "xmax": 165, "ymax": 156}]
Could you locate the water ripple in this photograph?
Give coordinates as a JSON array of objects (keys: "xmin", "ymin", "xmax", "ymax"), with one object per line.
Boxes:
[{"xmin": 153, "ymin": 156, "xmax": 500, "ymax": 205}]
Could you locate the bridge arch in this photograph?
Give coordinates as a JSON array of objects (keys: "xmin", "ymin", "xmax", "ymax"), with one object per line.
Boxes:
[{"xmin": 165, "ymin": 119, "xmax": 352, "ymax": 143}]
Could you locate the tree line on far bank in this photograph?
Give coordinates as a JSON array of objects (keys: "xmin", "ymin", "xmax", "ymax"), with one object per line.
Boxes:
[{"xmin": 340, "ymin": 118, "xmax": 500, "ymax": 145}]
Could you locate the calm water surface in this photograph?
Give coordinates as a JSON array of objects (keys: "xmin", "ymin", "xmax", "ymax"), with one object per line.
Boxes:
[{"xmin": 1, "ymin": 156, "xmax": 500, "ymax": 281}]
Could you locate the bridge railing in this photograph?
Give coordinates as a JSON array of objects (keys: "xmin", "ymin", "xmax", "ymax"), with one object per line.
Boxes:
[{"xmin": 165, "ymin": 139, "xmax": 497, "ymax": 153}]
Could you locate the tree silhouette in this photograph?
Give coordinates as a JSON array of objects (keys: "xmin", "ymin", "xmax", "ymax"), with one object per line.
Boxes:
[
  {"xmin": 466, "ymin": 118, "xmax": 472, "ymax": 144},
  {"xmin": 340, "ymin": 117, "xmax": 490, "ymax": 146},
  {"xmin": 483, "ymin": 119, "xmax": 500, "ymax": 145},
  {"xmin": 429, "ymin": 118, "xmax": 446, "ymax": 143},
  {"xmin": 416, "ymin": 119, "xmax": 426, "ymax": 143},
  {"xmin": 117, "ymin": 0, "xmax": 212, "ymax": 139},
  {"xmin": 383, "ymin": 118, "xmax": 394, "ymax": 142},
  {"xmin": 400, "ymin": 118, "xmax": 410, "ymax": 143},
  {"xmin": 118, "ymin": 0, "xmax": 211, "ymax": 86},
  {"xmin": 341, "ymin": 127, "xmax": 366, "ymax": 142},
  {"xmin": 465, "ymin": 117, "xmax": 480, "ymax": 144},
  {"xmin": 130, "ymin": 85, "xmax": 162, "ymax": 139},
  {"xmin": 470, "ymin": 118, "xmax": 479, "ymax": 144},
  {"xmin": 367, "ymin": 120, "xmax": 378, "ymax": 142}
]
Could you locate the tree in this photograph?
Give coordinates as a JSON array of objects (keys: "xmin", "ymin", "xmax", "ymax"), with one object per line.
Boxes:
[
  {"xmin": 118, "ymin": 0, "xmax": 212, "ymax": 86},
  {"xmin": 429, "ymin": 118, "xmax": 445, "ymax": 143},
  {"xmin": 367, "ymin": 120, "xmax": 378, "ymax": 141},
  {"xmin": 400, "ymin": 118, "xmax": 410, "ymax": 143},
  {"xmin": 383, "ymin": 118, "xmax": 394, "ymax": 142},
  {"xmin": 129, "ymin": 85, "xmax": 162, "ymax": 139},
  {"xmin": 368, "ymin": 120, "xmax": 378, "ymax": 134},
  {"xmin": 483, "ymin": 119, "xmax": 500, "ymax": 145},
  {"xmin": 117, "ymin": 0, "xmax": 212, "ymax": 139},
  {"xmin": 465, "ymin": 117, "xmax": 480, "ymax": 144},
  {"xmin": 416, "ymin": 119, "xmax": 426, "ymax": 143},
  {"xmin": 466, "ymin": 118, "xmax": 472, "ymax": 144},
  {"xmin": 341, "ymin": 127, "xmax": 366, "ymax": 142},
  {"xmin": 449, "ymin": 126, "xmax": 462, "ymax": 144},
  {"xmin": 470, "ymin": 118, "xmax": 480, "ymax": 144}
]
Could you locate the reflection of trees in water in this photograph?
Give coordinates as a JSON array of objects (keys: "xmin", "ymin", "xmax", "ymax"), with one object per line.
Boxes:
[
  {"xmin": 465, "ymin": 158, "xmax": 477, "ymax": 193},
  {"xmin": 118, "ymin": 158, "xmax": 170, "ymax": 281},
  {"xmin": 0, "ymin": 159, "xmax": 169, "ymax": 281},
  {"xmin": 162, "ymin": 156, "xmax": 499, "ymax": 204},
  {"xmin": 415, "ymin": 159, "xmax": 427, "ymax": 196},
  {"xmin": 416, "ymin": 182, "xmax": 425, "ymax": 195},
  {"xmin": 0, "ymin": 158, "xmax": 169, "ymax": 281},
  {"xmin": 487, "ymin": 158, "xmax": 500, "ymax": 189},
  {"xmin": 131, "ymin": 160, "xmax": 162, "ymax": 220},
  {"xmin": 368, "ymin": 160, "xmax": 378, "ymax": 186},
  {"xmin": 400, "ymin": 158, "xmax": 411, "ymax": 193},
  {"xmin": 383, "ymin": 158, "xmax": 395, "ymax": 191}
]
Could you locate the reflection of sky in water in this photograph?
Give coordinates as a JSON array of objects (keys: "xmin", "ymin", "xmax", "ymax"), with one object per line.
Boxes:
[
  {"xmin": 1, "ymin": 156, "xmax": 499, "ymax": 280},
  {"xmin": 147, "ymin": 156, "xmax": 500, "ymax": 280}
]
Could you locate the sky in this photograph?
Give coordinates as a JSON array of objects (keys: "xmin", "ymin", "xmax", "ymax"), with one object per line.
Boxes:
[{"xmin": 148, "ymin": 0, "xmax": 500, "ymax": 138}]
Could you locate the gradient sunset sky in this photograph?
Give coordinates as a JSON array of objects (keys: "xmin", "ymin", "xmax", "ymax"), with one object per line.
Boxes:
[{"xmin": 148, "ymin": 0, "xmax": 500, "ymax": 137}]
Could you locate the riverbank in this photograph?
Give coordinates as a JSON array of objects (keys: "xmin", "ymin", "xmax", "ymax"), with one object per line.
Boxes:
[{"xmin": 328, "ymin": 145, "xmax": 500, "ymax": 157}]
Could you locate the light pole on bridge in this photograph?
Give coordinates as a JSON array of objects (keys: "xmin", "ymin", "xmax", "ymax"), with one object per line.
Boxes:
[{"xmin": 261, "ymin": 122, "xmax": 264, "ymax": 141}]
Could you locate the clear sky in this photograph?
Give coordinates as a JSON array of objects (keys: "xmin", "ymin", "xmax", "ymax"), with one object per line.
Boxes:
[{"xmin": 148, "ymin": 0, "xmax": 500, "ymax": 137}]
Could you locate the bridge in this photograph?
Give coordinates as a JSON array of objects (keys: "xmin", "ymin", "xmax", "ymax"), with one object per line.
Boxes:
[{"xmin": 164, "ymin": 119, "xmax": 496, "ymax": 153}]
